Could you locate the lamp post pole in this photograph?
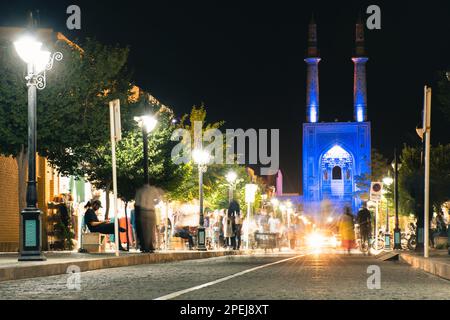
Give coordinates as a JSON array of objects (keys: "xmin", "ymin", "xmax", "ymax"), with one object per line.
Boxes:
[
  {"xmin": 226, "ymin": 171, "xmax": 237, "ymax": 204},
  {"xmin": 142, "ymin": 126, "xmax": 149, "ymax": 185},
  {"xmin": 15, "ymin": 25, "xmax": 62, "ymax": 261},
  {"xmin": 193, "ymin": 149, "xmax": 209, "ymax": 251},
  {"xmin": 135, "ymin": 113, "xmax": 157, "ymax": 186},
  {"xmin": 393, "ymin": 149, "xmax": 402, "ymax": 249},
  {"xmin": 385, "ymin": 195, "xmax": 391, "ymax": 249},
  {"xmin": 19, "ymin": 61, "xmax": 45, "ymax": 261},
  {"xmin": 197, "ymin": 163, "xmax": 207, "ymax": 251}
]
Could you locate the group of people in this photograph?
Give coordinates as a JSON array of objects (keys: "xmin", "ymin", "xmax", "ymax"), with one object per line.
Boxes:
[
  {"xmin": 168, "ymin": 199, "xmax": 245, "ymax": 250},
  {"xmin": 338, "ymin": 202, "xmax": 375, "ymax": 255},
  {"xmin": 205, "ymin": 199, "xmax": 244, "ymax": 250},
  {"xmin": 83, "ymin": 185, "xmax": 163, "ymax": 253}
]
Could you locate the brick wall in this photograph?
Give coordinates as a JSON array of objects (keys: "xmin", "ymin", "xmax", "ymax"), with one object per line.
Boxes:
[{"xmin": 0, "ymin": 156, "xmax": 19, "ymax": 251}]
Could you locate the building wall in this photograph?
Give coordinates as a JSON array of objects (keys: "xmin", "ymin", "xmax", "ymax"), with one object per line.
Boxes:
[
  {"xmin": 0, "ymin": 156, "xmax": 19, "ymax": 251},
  {"xmin": 302, "ymin": 121, "xmax": 371, "ymax": 215},
  {"xmin": 0, "ymin": 155, "xmax": 57, "ymax": 251}
]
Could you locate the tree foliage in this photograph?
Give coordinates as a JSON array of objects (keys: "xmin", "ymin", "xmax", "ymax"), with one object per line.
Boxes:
[
  {"xmin": 167, "ymin": 105, "xmax": 260, "ymax": 212},
  {"xmin": 398, "ymin": 144, "xmax": 450, "ymax": 222},
  {"xmin": 436, "ymin": 71, "xmax": 450, "ymax": 122},
  {"xmin": 354, "ymin": 148, "xmax": 389, "ymax": 199},
  {"xmin": 0, "ymin": 36, "xmax": 132, "ymax": 209}
]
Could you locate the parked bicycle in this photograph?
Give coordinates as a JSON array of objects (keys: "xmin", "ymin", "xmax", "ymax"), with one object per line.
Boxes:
[{"xmin": 357, "ymin": 230, "xmax": 385, "ymax": 253}]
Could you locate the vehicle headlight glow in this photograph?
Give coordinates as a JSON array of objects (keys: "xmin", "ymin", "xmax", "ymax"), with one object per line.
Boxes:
[{"xmin": 307, "ymin": 232, "xmax": 325, "ymax": 248}]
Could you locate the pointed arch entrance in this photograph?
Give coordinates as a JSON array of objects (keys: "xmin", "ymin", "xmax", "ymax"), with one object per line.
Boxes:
[{"xmin": 320, "ymin": 145, "xmax": 353, "ymax": 202}]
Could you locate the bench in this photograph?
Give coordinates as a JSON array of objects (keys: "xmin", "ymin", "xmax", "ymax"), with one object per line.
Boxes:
[
  {"xmin": 81, "ymin": 232, "xmax": 107, "ymax": 253},
  {"xmin": 169, "ymin": 236, "xmax": 190, "ymax": 250}
]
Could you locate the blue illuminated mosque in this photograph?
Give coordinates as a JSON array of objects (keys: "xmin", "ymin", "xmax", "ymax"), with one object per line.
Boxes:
[{"xmin": 302, "ymin": 16, "xmax": 371, "ymax": 216}]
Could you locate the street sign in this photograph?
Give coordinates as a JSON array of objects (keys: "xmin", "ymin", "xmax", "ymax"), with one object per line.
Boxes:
[
  {"xmin": 245, "ymin": 184, "xmax": 258, "ymax": 203},
  {"xmin": 109, "ymin": 99, "xmax": 120, "ymax": 256},
  {"xmin": 370, "ymin": 182, "xmax": 383, "ymax": 201},
  {"xmin": 109, "ymin": 99, "xmax": 122, "ymax": 141}
]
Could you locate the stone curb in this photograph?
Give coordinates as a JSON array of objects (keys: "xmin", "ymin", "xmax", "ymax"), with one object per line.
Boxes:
[
  {"xmin": 0, "ymin": 251, "xmax": 244, "ymax": 282},
  {"xmin": 400, "ymin": 253, "xmax": 450, "ymax": 281}
]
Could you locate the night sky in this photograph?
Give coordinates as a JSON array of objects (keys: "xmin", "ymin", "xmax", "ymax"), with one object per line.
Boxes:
[{"xmin": 1, "ymin": 0, "xmax": 449, "ymax": 193}]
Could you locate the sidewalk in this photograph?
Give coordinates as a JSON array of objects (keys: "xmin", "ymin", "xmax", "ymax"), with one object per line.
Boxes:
[
  {"xmin": 400, "ymin": 249, "xmax": 450, "ymax": 281},
  {"xmin": 0, "ymin": 250, "xmax": 244, "ymax": 282}
]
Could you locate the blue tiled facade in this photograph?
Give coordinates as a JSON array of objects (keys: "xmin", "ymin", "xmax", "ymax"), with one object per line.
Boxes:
[
  {"xmin": 302, "ymin": 122, "xmax": 371, "ymax": 215},
  {"xmin": 301, "ymin": 16, "xmax": 371, "ymax": 216}
]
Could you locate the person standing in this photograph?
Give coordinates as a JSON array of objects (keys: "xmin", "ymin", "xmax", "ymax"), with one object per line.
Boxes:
[
  {"xmin": 223, "ymin": 209, "xmax": 233, "ymax": 249},
  {"xmin": 356, "ymin": 201, "xmax": 372, "ymax": 255},
  {"xmin": 339, "ymin": 206, "xmax": 355, "ymax": 255},
  {"xmin": 228, "ymin": 200, "xmax": 242, "ymax": 250},
  {"xmin": 134, "ymin": 185, "xmax": 163, "ymax": 253},
  {"xmin": 268, "ymin": 213, "xmax": 278, "ymax": 234}
]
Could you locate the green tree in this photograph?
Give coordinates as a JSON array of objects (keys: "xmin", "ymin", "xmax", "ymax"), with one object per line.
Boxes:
[
  {"xmin": 168, "ymin": 104, "xmax": 259, "ymax": 213},
  {"xmin": 0, "ymin": 37, "xmax": 132, "ymax": 211},
  {"xmin": 355, "ymin": 148, "xmax": 389, "ymax": 200},
  {"xmin": 398, "ymin": 144, "xmax": 450, "ymax": 237},
  {"xmin": 436, "ymin": 71, "xmax": 450, "ymax": 122}
]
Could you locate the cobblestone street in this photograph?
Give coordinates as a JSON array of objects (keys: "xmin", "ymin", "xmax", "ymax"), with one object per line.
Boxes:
[{"xmin": 0, "ymin": 252, "xmax": 448, "ymax": 300}]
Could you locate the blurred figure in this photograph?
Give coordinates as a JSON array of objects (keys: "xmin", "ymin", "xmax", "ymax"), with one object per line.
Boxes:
[
  {"xmin": 134, "ymin": 185, "xmax": 163, "ymax": 253},
  {"xmin": 339, "ymin": 206, "xmax": 355, "ymax": 255},
  {"xmin": 223, "ymin": 208, "xmax": 234, "ymax": 249},
  {"xmin": 228, "ymin": 200, "xmax": 242, "ymax": 250},
  {"xmin": 268, "ymin": 213, "xmax": 279, "ymax": 234},
  {"xmin": 356, "ymin": 201, "xmax": 372, "ymax": 255},
  {"xmin": 289, "ymin": 214, "xmax": 299, "ymax": 249},
  {"xmin": 173, "ymin": 222, "xmax": 194, "ymax": 250}
]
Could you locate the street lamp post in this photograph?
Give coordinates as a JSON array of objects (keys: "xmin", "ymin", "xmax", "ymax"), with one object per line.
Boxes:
[
  {"xmin": 446, "ymin": 72, "xmax": 450, "ymax": 256},
  {"xmin": 225, "ymin": 171, "xmax": 237, "ymax": 203},
  {"xmin": 134, "ymin": 115, "xmax": 157, "ymax": 185},
  {"xmin": 193, "ymin": 149, "xmax": 210, "ymax": 251},
  {"xmin": 383, "ymin": 174, "xmax": 393, "ymax": 250},
  {"xmin": 15, "ymin": 28, "xmax": 62, "ymax": 261},
  {"xmin": 391, "ymin": 149, "xmax": 402, "ymax": 250}
]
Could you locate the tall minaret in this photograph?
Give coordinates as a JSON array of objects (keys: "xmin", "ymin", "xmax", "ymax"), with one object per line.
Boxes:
[
  {"xmin": 352, "ymin": 14, "xmax": 369, "ymax": 122},
  {"xmin": 305, "ymin": 15, "xmax": 320, "ymax": 123}
]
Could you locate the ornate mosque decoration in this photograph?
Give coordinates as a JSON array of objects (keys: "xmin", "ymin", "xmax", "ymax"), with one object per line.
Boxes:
[{"xmin": 302, "ymin": 15, "xmax": 371, "ymax": 215}]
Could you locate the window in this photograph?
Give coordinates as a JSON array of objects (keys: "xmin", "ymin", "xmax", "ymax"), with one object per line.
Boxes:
[{"xmin": 332, "ymin": 166, "xmax": 342, "ymax": 180}]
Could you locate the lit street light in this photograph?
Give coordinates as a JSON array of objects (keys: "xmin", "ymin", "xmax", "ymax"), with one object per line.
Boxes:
[
  {"xmin": 193, "ymin": 148, "xmax": 211, "ymax": 251},
  {"xmin": 15, "ymin": 19, "xmax": 62, "ymax": 261},
  {"xmin": 391, "ymin": 149, "xmax": 402, "ymax": 250},
  {"xmin": 270, "ymin": 198, "xmax": 279, "ymax": 208},
  {"xmin": 134, "ymin": 114, "xmax": 157, "ymax": 185},
  {"xmin": 225, "ymin": 171, "xmax": 238, "ymax": 203},
  {"xmin": 383, "ymin": 173, "xmax": 394, "ymax": 249}
]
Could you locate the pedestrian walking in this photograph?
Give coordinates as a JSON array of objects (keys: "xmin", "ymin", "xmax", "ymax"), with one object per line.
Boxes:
[
  {"xmin": 356, "ymin": 201, "xmax": 372, "ymax": 255},
  {"xmin": 339, "ymin": 206, "xmax": 355, "ymax": 255},
  {"xmin": 134, "ymin": 185, "xmax": 163, "ymax": 253}
]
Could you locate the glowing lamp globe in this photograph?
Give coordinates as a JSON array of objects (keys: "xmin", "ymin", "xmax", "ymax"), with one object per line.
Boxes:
[
  {"xmin": 383, "ymin": 176, "xmax": 394, "ymax": 186},
  {"xmin": 142, "ymin": 115, "xmax": 157, "ymax": 133},
  {"xmin": 270, "ymin": 198, "xmax": 279, "ymax": 207},
  {"xmin": 14, "ymin": 35, "xmax": 42, "ymax": 64},
  {"xmin": 225, "ymin": 171, "xmax": 237, "ymax": 184},
  {"xmin": 134, "ymin": 115, "xmax": 157, "ymax": 133},
  {"xmin": 34, "ymin": 50, "xmax": 51, "ymax": 73},
  {"xmin": 192, "ymin": 149, "xmax": 210, "ymax": 166}
]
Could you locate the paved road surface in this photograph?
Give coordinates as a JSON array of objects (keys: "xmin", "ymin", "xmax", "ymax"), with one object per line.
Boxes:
[{"xmin": 0, "ymin": 252, "xmax": 448, "ymax": 300}]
